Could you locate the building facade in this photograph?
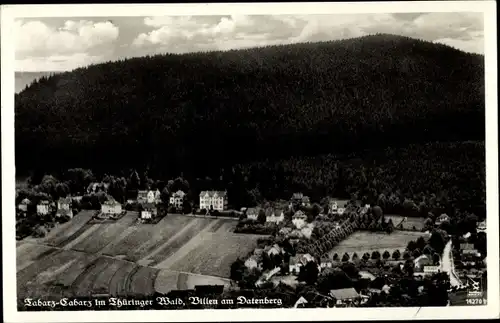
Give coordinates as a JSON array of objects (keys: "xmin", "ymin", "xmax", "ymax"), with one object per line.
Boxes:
[
  {"xmin": 101, "ymin": 200, "xmax": 122, "ymax": 215},
  {"xmin": 37, "ymin": 201, "xmax": 51, "ymax": 215},
  {"xmin": 199, "ymin": 191, "xmax": 228, "ymax": 211},
  {"xmin": 169, "ymin": 190, "xmax": 186, "ymax": 209}
]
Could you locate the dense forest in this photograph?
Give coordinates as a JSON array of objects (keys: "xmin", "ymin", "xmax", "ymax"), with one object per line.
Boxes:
[{"xmin": 15, "ymin": 33, "xmax": 484, "ymax": 182}]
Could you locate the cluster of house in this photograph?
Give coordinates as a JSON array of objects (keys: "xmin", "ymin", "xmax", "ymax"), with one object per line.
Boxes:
[
  {"xmin": 17, "ymin": 196, "xmax": 77, "ymax": 219},
  {"xmin": 244, "ymin": 195, "xmax": 360, "ymax": 230}
]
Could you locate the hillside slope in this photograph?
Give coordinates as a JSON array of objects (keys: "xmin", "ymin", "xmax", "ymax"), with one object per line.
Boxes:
[{"xmin": 15, "ymin": 34, "xmax": 484, "ymax": 177}]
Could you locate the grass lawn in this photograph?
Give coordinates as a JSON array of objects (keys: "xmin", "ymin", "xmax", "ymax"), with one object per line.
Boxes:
[{"xmin": 327, "ymin": 231, "xmax": 426, "ymax": 258}]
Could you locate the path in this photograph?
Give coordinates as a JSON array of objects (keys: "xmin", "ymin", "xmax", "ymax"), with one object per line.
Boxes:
[{"xmin": 441, "ymin": 240, "xmax": 464, "ymax": 288}]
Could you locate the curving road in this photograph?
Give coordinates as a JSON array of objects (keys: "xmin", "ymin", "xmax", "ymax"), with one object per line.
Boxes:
[{"xmin": 441, "ymin": 240, "xmax": 464, "ymax": 287}]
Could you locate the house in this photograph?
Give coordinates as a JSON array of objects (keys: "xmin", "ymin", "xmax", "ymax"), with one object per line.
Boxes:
[
  {"xmin": 246, "ymin": 208, "xmax": 260, "ymax": 221},
  {"xmin": 329, "ymin": 199, "xmax": 349, "ymax": 215},
  {"xmin": 87, "ymin": 182, "xmax": 109, "ymax": 194},
  {"xmin": 244, "ymin": 256, "xmax": 260, "ymax": 270},
  {"xmin": 266, "ymin": 208, "xmax": 284, "ymax": 224},
  {"xmin": 57, "ymin": 197, "xmax": 72, "ymax": 211},
  {"xmin": 36, "ymin": 200, "xmax": 51, "ymax": 215},
  {"xmin": 199, "ymin": 191, "xmax": 228, "ymax": 211},
  {"xmin": 169, "ymin": 190, "xmax": 186, "ymax": 209},
  {"xmin": 291, "ymin": 193, "xmax": 304, "ymax": 203},
  {"xmin": 301, "ymin": 196, "xmax": 311, "ymax": 206},
  {"xmin": 320, "ymin": 258, "xmax": 333, "ymax": 269},
  {"xmin": 101, "ymin": 199, "xmax": 123, "ymax": 215},
  {"xmin": 140, "ymin": 202, "xmax": 157, "ymax": 220},
  {"xmin": 329, "ymin": 288, "xmax": 361, "ymax": 306},
  {"xmin": 18, "ymin": 198, "xmax": 31, "ymax": 212},
  {"xmin": 137, "ymin": 190, "xmax": 149, "ymax": 203},
  {"xmin": 477, "ymin": 220, "xmax": 486, "ymax": 233},
  {"xmin": 292, "ymin": 210, "xmax": 307, "ymax": 229},
  {"xmin": 265, "ymin": 244, "xmax": 282, "ymax": 257},
  {"xmin": 435, "ymin": 213, "xmax": 450, "ymax": 226},
  {"xmin": 154, "ymin": 189, "xmax": 162, "ymax": 204},
  {"xmin": 146, "ymin": 190, "xmax": 155, "ymax": 203},
  {"xmin": 289, "ymin": 253, "xmax": 316, "ymax": 275}
]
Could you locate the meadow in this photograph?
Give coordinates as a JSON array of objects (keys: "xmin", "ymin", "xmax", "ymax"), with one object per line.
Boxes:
[
  {"xmin": 16, "ymin": 212, "xmax": 259, "ymax": 299},
  {"xmin": 327, "ymin": 231, "xmax": 427, "ymax": 259}
]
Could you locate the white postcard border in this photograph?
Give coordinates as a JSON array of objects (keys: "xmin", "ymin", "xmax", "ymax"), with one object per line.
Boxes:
[{"xmin": 2, "ymin": 1, "xmax": 498, "ymax": 322}]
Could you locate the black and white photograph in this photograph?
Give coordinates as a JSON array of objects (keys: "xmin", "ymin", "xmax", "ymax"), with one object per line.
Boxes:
[{"xmin": 1, "ymin": 1, "xmax": 498, "ymax": 322}]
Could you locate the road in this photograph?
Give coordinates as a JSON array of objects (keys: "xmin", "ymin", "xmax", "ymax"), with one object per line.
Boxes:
[{"xmin": 441, "ymin": 240, "xmax": 463, "ymax": 287}]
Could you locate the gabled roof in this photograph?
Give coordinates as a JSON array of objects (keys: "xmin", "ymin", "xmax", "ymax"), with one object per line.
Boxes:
[
  {"xmin": 172, "ymin": 190, "xmax": 186, "ymax": 197},
  {"xmin": 246, "ymin": 207, "xmax": 260, "ymax": 215},
  {"xmin": 38, "ymin": 200, "xmax": 50, "ymax": 205},
  {"xmin": 20, "ymin": 198, "xmax": 31, "ymax": 204},
  {"xmin": 293, "ymin": 210, "xmax": 307, "ymax": 219},
  {"xmin": 58, "ymin": 197, "xmax": 72, "ymax": 204},
  {"xmin": 329, "ymin": 288, "xmax": 360, "ymax": 300},
  {"xmin": 199, "ymin": 190, "xmax": 227, "ymax": 197},
  {"xmin": 292, "ymin": 193, "xmax": 304, "ymax": 199}
]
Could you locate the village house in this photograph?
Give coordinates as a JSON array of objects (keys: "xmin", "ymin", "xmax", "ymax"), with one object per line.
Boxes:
[
  {"xmin": 36, "ymin": 200, "xmax": 51, "ymax": 215},
  {"xmin": 292, "ymin": 210, "xmax": 307, "ymax": 229},
  {"xmin": 169, "ymin": 190, "xmax": 186, "ymax": 209},
  {"xmin": 358, "ymin": 271, "xmax": 376, "ymax": 281},
  {"xmin": 246, "ymin": 207, "xmax": 260, "ymax": 221},
  {"xmin": 435, "ymin": 213, "xmax": 450, "ymax": 226},
  {"xmin": 477, "ymin": 220, "xmax": 486, "ymax": 233},
  {"xmin": 140, "ymin": 202, "xmax": 157, "ymax": 220},
  {"xmin": 199, "ymin": 191, "xmax": 228, "ymax": 211},
  {"xmin": 244, "ymin": 256, "xmax": 260, "ymax": 270},
  {"xmin": 329, "ymin": 199, "xmax": 349, "ymax": 215},
  {"xmin": 87, "ymin": 182, "xmax": 109, "ymax": 194},
  {"xmin": 265, "ymin": 244, "xmax": 282, "ymax": 257},
  {"xmin": 101, "ymin": 199, "xmax": 123, "ymax": 216},
  {"xmin": 147, "ymin": 190, "xmax": 155, "ymax": 203},
  {"xmin": 57, "ymin": 197, "xmax": 72, "ymax": 211},
  {"xmin": 320, "ymin": 258, "xmax": 333, "ymax": 270},
  {"xmin": 154, "ymin": 189, "xmax": 161, "ymax": 204},
  {"xmin": 266, "ymin": 208, "xmax": 284, "ymax": 224},
  {"xmin": 329, "ymin": 287, "xmax": 361, "ymax": 307},
  {"xmin": 137, "ymin": 190, "xmax": 149, "ymax": 203},
  {"xmin": 18, "ymin": 198, "xmax": 31, "ymax": 212},
  {"xmin": 56, "ymin": 197, "xmax": 73, "ymax": 218},
  {"xmin": 289, "ymin": 253, "xmax": 316, "ymax": 275}
]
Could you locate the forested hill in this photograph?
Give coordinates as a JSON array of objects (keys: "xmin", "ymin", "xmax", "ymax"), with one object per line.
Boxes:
[{"xmin": 15, "ymin": 33, "xmax": 484, "ymax": 178}]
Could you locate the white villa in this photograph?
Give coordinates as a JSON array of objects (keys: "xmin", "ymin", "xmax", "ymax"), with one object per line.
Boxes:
[
  {"xmin": 36, "ymin": 200, "xmax": 51, "ymax": 215},
  {"xmin": 199, "ymin": 191, "xmax": 227, "ymax": 211},
  {"xmin": 266, "ymin": 208, "xmax": 284, "ymax": 224},
  {"xmin": 18, "ymin": 198, "xmax": 31, "ymax": 212},
  {"xmin": 292, "ymin": 210, "xmax": 307, "ymax": 229},
  {"xmin": 169, "ymin": 190, "xmax": 186, "ymax": 209},
  {"xmin": 101, "ymin": 199, "xmax": 123, "ymax": 215}
]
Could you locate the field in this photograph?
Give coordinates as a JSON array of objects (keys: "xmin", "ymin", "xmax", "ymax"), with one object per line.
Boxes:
[
  {"xmin": 327, "ymin": 231, "xmax": 427, "ymax": 258},
  {"xmin": 16, "ymin": 212, "xmax": 258, "ymax": 300},
  {"xmin": 384, "ymin": 215, "xmax": 426, "ymax": 231}
]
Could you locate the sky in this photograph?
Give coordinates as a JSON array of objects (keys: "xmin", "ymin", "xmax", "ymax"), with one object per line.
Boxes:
[{"xmin": 14, "ymin": 12, "xmax": 484, "ymax": 72}]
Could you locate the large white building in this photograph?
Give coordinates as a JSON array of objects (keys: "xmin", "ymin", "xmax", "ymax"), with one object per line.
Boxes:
[{"xmin": 199, "ymin": 191, "xmax": 228, "ymax": 211}]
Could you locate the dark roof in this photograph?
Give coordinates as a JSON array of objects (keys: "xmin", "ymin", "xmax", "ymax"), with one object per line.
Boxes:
[
  {"xmin": 58, "ymin": 197, "xmax": 72, "ymax": 204},
  {"xmin": 142, "ymin": 202, "xmax": 156, "ymax": 209},
  {"xmin": 329, "ymin": 288, "xmax": 360, "ymax": 300}
]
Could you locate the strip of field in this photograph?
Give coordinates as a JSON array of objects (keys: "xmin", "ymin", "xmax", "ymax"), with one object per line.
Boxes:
[
  {"xmin": 141, "ymin": 218, "xmax": 213, "ymax": 268},
  {"xmin": 127, "ymin": 266, "xmax": 159, "ymax": 296},
  {"xmin": 16, "ymin": 243, "xmax": 57, "ymax": 271},
  {"xmin": 109, "ymin": 262, "xmax": 137, "ymax": 296},
  {"xmin": 71, "ymin": 212, "xmax": 139, "ymax": 254},
  {"xmin": 43, "ymin": 210, "xmax": 94, "ymax": 246},
  {"xmin": 327, "ymin": 231, "xmax": 426, "ymax": 258},
  {"xmin": 167, "ymin": 232, "xmax": 261, "ymax": 277},
  {"xmin": 151, "ymin": 220, "xmax": 221, "ymax": 268}
]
